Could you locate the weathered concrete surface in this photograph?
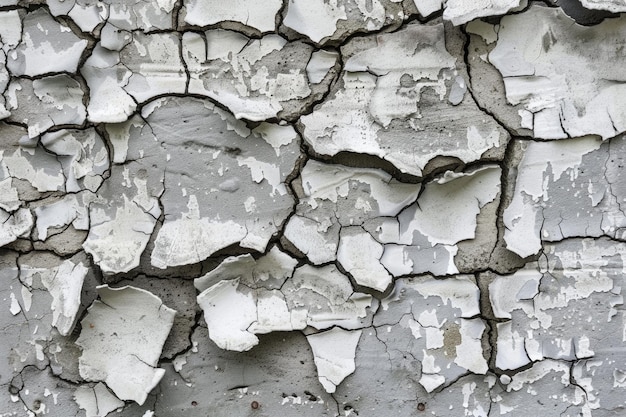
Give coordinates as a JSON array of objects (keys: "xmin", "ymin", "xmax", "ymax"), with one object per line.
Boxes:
[{"xmin": 1, "ymin": 2, "xmax": 626, "ymax": 416}]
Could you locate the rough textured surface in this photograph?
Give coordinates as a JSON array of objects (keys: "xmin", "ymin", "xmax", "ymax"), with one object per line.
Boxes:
[
  {"xmin": 301, "ymin": 23, "xmax": 509, "ymax": 177},
  {"xmin": 470, "ymin": 4, "xmax": 626, "ymax": 139},
  {"xmin": 1, "ymin": 2, "xmax": 626, "ymax": 416}
]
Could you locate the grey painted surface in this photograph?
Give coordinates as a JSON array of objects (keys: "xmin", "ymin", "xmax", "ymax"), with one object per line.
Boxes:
[{"xmin": 1, "ymin": 1, "xmax": 625, "ymax": 416}]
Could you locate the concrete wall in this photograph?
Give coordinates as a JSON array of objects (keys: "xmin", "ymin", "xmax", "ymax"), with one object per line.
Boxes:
[{"xmin": 1, "ymin": 1, "xmax": 626, "ymax": 416}]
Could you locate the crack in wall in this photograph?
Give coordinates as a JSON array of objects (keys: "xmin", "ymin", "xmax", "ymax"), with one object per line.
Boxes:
[{"xmin": 1, "ymin": 1, "xmax": 626, "ymax": 416}]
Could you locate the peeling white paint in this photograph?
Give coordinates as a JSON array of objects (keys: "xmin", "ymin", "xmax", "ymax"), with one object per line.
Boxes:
[
  {"xmin": 76, "ymin": 285, "xmax": 176, "ymax": 405},
  {"xmin": 301, "ymin": 24, "xmax": 508, "ymax": 177},
  {"xmin": 183, "ymin": 0, "xmax": 282, "ymax": 32},
  {"xmin": 83, "ymin": 195, "xmax": 159, "ymax": 274},
  {"xmin": 196, "ymin": 250, "xmax": 373, "ymax": 352},
  {"xmin": 488, "ymin": 5, "xmax": 626, "ymax": 139},
  {"xmin": 1, "ymin": 4, "xmax": 626, "ymax": 415},
  {"xmin": 306, "ymin": 328, "xmax": 362, "ymax": 393},
  {"xmin": 74, "ymin": 383, "xmax": 124, "ymax": 417}
]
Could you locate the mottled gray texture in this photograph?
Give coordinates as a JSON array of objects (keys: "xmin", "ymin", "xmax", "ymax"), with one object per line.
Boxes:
[{"xmin": 1, "ymin": 2, "xmax": 626, "ymax": 416}]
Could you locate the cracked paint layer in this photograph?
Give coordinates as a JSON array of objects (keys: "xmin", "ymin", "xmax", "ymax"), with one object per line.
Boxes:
[
  {"xmin": 74, "ymin": 382, "xmax": 125, "ymax": 417},
  {"xmin": 374, "ymin": 275, "xmax": 487, "ymax": 393},
  {"xmin": 47, "ymin": 0, "xmax": 176, "ymax": 32},
  {"xmin": 1, "ymin": 2, "xmax": 626, "ymax": 415},
  {"xmin": 472, "ymin": 4, "xmax": 626, "ymax": 139},
  {"xmin": 283, "ymin": 0, "xmax": 407, "ymax": 44},
  {"xmin": 144, "ymin": 97, "xmax": 301, "ymax": 269},
  {"xmin": 411, "ymin": 0, "xmax": 528, "ymax": 25},
  {"xmin": 300, "ymin": 23, "xmax": 509, "ymax": 177},
  {"xmin": 182, "ymin": 0, "xmax": 283, "ymax": 33},
  {"xmin": 5, "ymin": 75, "xmax": 87, "ymax": 138},
  {"xmin": 491, "ymin": 239, "xmax": 626, "ymax": 363},
  {"xmin": 19, "ymin": 257, "xmax": 88, "ymax": 337},
  {"xmin": 285, "ymin": 160, "xmax": 501, "ymax": 283},
  {"xmin": 83, "ymin": 32, "xmax": 186, "ymax": 123},
  {"xmin": 196, "ymin": 247, "xmax": 374, "ymax": 352},
  {"xmin": 183, "ymin": 30, "xmax": 338, "ymax": 121},
  {"xmin": 76, "ymin": 285, "xmax": 176, "ymax": 405},
  {"xmin": 0, "ymin": 250, "xmax": 98, "ymax": 402},
  {"xmin": 6, "ymin": 8, "xmax": 88, "ymax": 77},
  {"xmin": 503, "ymin": 134, "xmax": 626, "ymax": 258}
]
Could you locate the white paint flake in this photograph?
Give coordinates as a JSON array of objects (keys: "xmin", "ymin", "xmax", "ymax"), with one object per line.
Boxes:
[
  {"xmin": 0, "ymin": 208, "xmax": 33, "ymax": 247},
  {"xmin": 488, "ymin": 5, "xmax": 626, "ymax": 139},
  {"xmin": 183, "ymin": 0, "xmax": 282, "ymax": 32},
  {"xmin": 337, "ymin": 227, "xmax": 392, "ymax": 292},
  {"xmin": 306, "ymin": 50, "xmax": 339, "ymax": 84},
  {"xmin": 196, "ymin": 251, "xmax": 373, "ymax": 352},
  {"xmin": 283, "ymin": 0, "xmax": 348, "ymax": 43},
  {"xmin": 580, "ymin": 0, "xmax": 626, "ymax": 12},
  {"xmin": 83, "ymin": 196, "xmax": 159, "ymax": 274},
  {"xmin": 443, "ymin": 0, "xmax": 527, "ymax": 26},
  {"xmin": 74, "ymin": 383, "xmax": 124, "ymax": 417},
  {"xmin": 76, "ymin": 285, "xmax": 176, "ymax": 405},
  {"xmin": 306, "ymin": 328, "xmax": 362, "ymax": 393}
]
